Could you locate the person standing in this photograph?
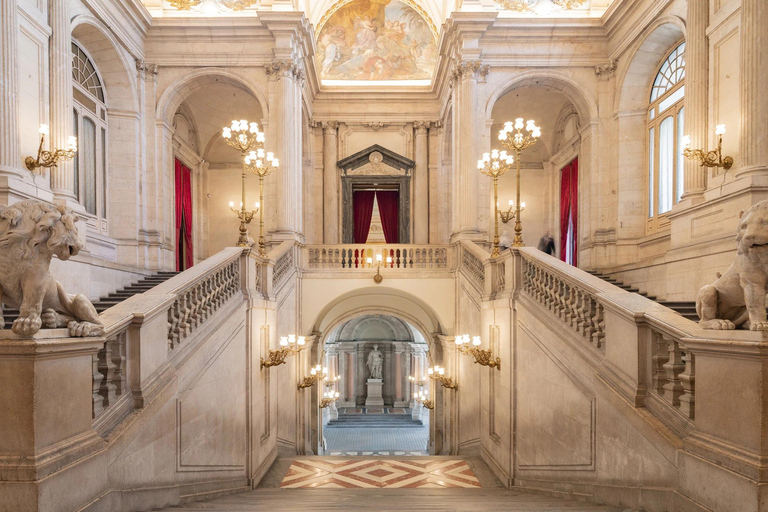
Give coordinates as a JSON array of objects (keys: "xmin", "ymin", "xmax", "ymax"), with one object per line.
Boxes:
[{"xmin": 538, "ymin": 231, "xmax": 556, "ymax": 256}]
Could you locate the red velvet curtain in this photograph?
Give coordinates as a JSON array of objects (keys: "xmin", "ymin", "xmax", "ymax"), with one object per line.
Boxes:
[
  {"xmin": 559, "ymin": 158, "xmax": 578, "ymax": 266},
  {"xmin": 376, "ymin": 191, "xmax": 399, "ymax": 244},
  {"xmin": 353, "ymin": 191, "xmax": 376, "ymax": 243},
  {"xmin": 175, "ymin": 159, "xmax": 194, "ymax": 271}
]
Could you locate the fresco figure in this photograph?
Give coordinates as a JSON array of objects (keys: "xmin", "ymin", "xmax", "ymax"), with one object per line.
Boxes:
[{"xmin": 316, "ymin": 0, "xmax": 437, "ymax": 82}]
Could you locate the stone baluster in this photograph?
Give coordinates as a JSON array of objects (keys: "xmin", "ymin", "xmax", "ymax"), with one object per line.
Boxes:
[
  {"xmin": 662, "ymin": 336, "xmax": 685, "ymax": 406},
  {"xmin": 679, "ymin": 348, "xmax": 695, "ymax": 419}
]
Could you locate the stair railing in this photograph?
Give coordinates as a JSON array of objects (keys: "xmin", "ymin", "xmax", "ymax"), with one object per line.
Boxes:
[{"xmin": 93, "ymin": 246, "xmax": 262, "ymax": 434}]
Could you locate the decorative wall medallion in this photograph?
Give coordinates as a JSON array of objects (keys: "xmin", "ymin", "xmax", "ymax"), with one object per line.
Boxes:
[
  {"xmin": 370, "ymin": 151, "xmax": 384, "ymax": 169},
  {"xmin": 168, "ymin": 0, "xmax": 202, "ymax": 10}
]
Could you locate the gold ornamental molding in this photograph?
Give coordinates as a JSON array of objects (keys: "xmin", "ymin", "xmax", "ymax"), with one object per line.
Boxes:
[{"xmin": 315, "ymin": 0, "xmax": 439, "ymax": 42}]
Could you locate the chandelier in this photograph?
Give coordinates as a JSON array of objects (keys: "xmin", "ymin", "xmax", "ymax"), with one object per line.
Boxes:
[{"xmin": 494, "ymin": 0, "xmax": 537, "ymax": 12}]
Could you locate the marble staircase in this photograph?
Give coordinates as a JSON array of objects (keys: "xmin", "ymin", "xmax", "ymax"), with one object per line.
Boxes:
[
  {"xmin": 587, "ymin": 270, "xmax": 700, "ymax": 321},
  {"xmin": 1, "ymin": 271, "xmax": 179, "ymax": 325},
  {"xmin": 327, "ymin": 409, "xmax": 423, "ymax": 428}
]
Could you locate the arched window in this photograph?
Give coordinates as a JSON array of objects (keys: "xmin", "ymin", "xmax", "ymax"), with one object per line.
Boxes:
[
  {"xmin": 72, "ymin": 41, "xmax": 108, "ymax": 232},
  {"xmin": 647, "ymin": 42, "xmax": 685, "ymax": 233}
]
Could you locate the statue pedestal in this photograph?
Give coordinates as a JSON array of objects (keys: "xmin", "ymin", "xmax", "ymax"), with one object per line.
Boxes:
[{"xmin": 365, "ymin": 378, "xmax": 384, "ymax": 407}]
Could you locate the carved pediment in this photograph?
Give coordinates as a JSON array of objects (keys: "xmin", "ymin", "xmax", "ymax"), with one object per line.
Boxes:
[{"xmin": 338, "ymin": 145, "xmax": 414, "ymax": 177}]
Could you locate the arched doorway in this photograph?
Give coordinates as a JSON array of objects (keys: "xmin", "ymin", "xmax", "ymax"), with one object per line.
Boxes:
[{"xmin": 318, "ymin": 314, "xmax": 431, "ymax": 456}]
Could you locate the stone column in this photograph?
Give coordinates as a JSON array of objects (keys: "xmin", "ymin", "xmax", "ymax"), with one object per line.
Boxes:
[
  {"xmin": 0, "ymin": 0, "xmax": 21, "ymax": 178},
  {"xmin": 322, "ymin": 122, "xmax": 339, "ymax": 243},
  {"xmin": 49, "ymin": 0, "xmax": 76, "ymax": 201},
  {"xmin": 266, "ymin": 60, "xmax": 304, "ymax": 240},
  {"xmin": 347, "ymin": 350, "xmax": 355, "ymax": 404},
  {"xmin": 394, "ymin": 348, "xmax": 403, "ymax": 403},
  {"xmin": 450, "ymin": 61, "xmax": 489, "ymax": 241},
  {"xmin": 414, "ymin": 122, "xmax": 430, "ymax": 244},
  {"xmin": 681, "ymin": 0, "xmax": 708, "ymax": 199},
  {"xmin": 738, "ymin": 0, "xmax": 768, "ymax": 176}
]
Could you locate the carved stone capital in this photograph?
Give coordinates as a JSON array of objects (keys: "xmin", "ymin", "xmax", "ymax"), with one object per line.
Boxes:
[
  {"xmin": 413, "ymin": 121, "xmax": 431, "ymax": 135},
  {"xmin": 448, "ymin": 60, "xmax": 490, "ymax": 88},
  {"xmin": 265, "ymin": 59, "xmax": 305, "ymax": 82},
  {"xmin": 322, "ymin": 121, "xmax": 340, "ymax": 133},
  {"xmin": 136, "ymin": 59, "xmax": 158, "ymax": 81},
  {"xmin": 594, "ymin": 59, "xmax": 618, "ymax": 81}
]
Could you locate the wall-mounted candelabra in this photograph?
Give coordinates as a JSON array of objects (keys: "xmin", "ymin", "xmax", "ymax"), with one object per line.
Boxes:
[
  {"xmin": 408, "ymin": 375, "xmax": 426, "ymax": 387},
  {"xmin": 260, "ymin": 334, "xmax": 305, "ymax": 370},
  {"xmin": 366, "ymin": 254, "xmax": 392, "ymax": 284},
  {"xmin": 682, "ymin": 124, "xmax": 734, "ymax": 171},
  {"xmin": 298, "ymin": 364, "xmax": 328, "ymax": 389},
  {"xmin": 25, "ymin": 124, "xmax": 77, "ymax": 174},
  {"xmin": 428, "ymin": 366, "xmax": 458, "ymax": 390},
  {"xmin": 222, "ymin": 119, "xmax": 267, "ymax": 248},
  {"xmin": 499, "ymin": 200, "xmax": 526, "ymax": 224},
  {"xmin": 320, "ymin": 390, "xmax": 341, "ymax": 409},
  {"xmin": 413, "ymin": 390, "xmax": 434, "ymax": 410},
  {"xmin": 455, "ymin": 334, "xmax": 501, "ymax": 370}
]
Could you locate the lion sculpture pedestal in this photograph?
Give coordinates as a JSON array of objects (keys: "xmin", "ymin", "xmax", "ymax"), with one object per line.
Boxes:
[
  {"xmin": 0, "ymin": 200, "xmax": 105, "ymax": 337},
  {"xmin": 696, "ymin": 199, "xmax": 768, "ymax": 331}
]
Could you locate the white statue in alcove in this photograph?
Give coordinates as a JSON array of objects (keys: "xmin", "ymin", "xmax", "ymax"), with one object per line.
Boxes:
[{"xmin": 366, "ymin": 344, "xmax": 384, "ymax": 380}]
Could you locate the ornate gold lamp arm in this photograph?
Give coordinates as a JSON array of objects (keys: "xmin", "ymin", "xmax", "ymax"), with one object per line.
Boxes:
[
  {"xmin": 297, "ymin": 365, "xmax": 328, "ymax": 389},
  {"xmin": 25, "ymin": 125, "xmax": 77, "ymax": 174},
  {"xmin": 428, "ymin": 366, "xmax": 458, "ymax": 390},
  {"xmin": 682, "ymin": 126, "xmax": 734, "ymax": 171},
  {"xmin": 260, "ymin": 335, "xmax": 305, "ymax": 370},
  {"xmin": 455, "ymin": 334, "xmax": 501, "ymax": 370}
]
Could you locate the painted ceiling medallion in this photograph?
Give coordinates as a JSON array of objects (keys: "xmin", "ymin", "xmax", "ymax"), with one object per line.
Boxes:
[
  {"xmin": 552, "ymin": 0, "xmax": 584, "ymax": 9},
  {"xmin": 494, "ymin": 0, "xmax": 538, "ymax": 12},
  {"xmin": 215, "ymin": 0, "xmax": 257, "ymax": 11},
  {"xmin": 168, "ymin": 0, "xmax": 202, "ymax": 9}
]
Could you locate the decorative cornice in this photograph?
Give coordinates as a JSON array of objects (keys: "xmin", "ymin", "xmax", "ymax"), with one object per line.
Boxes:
[
  {"xmin": 135, "ymin": 59, "xmax": 158, "ymax": 81},
  {"xmin": 265, "ymin": 59, "xmax": 305, "ymax": 83},
  {"xmin": 594, "ymin": 59, "xmax": 618, "ymax": 81},
  {"xmin": 448, "ymin": 60, "xmax": 490, "ymax": 89},
  {"xmin": 363, "ymin": 122, "xmax": 387, "ymax": 131}
]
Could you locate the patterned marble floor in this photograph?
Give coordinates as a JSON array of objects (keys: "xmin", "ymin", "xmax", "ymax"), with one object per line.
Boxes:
[
  {"xmin": 323, "ymin": 426, "xmax": 429, "ymax": 453},
  {"xmin": 280, "ymin": 459, "xmax": 481, "ymax": 489}
]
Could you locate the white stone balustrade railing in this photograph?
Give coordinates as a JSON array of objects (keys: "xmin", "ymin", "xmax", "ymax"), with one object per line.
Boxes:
[
  {"xmin": 305, "ymin": 244, "xmax": 454, "ymax": 270},
  {"xmin": 94, "ymin": 246, "xmax": 258, "ymax": 431},
  {"xmin": 458, "ymin": 241, "xmax": 486, "ymax": 291},
  {"xmin": 484, "ymin": 248, "xmax": 699, "ymax": 433},
  {"xmin": 518, "ymin": 249, "xmax": 614, "ymax": 352}
]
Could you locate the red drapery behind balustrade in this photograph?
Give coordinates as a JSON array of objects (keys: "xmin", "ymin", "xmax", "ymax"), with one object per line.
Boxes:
[
  {"xmin": 376, "ymin": 190, "xmax": 399, "ymax": 244},
  {"xmin": 175, "ymin": 159, "xmax": 194, "ymax": 271},
  {"xmin": 353, "ymin": 191, "xmax": 376, "ymax": 243},
  {"xmin": 559, "ymin": 158, "xmax": 578, "ymax": 266}
]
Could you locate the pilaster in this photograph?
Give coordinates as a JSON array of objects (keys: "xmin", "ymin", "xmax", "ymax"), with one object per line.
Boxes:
[
  {"xmin": 322, "ymin": 121, "xmax": 339, "ymax": 244},
  {"xmin": 737, "ymin": 0, "xmax": 768, "ymax": 176},
  {"xmin": 0, "ymin": 0, "xmax": 22, "ymax": 179},
  {"xmin": 414, "ymin": 121, "xmax": 430, "ymax": 244}
]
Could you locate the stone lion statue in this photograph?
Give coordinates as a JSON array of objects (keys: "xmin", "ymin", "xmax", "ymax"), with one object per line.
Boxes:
[
  {"xmin": 696, "ymin": 200, "xmax": 768, "ymax": 330},
  {"xmin": 0, "ymin": 200, "xmax": 105, "ymax": 337}
]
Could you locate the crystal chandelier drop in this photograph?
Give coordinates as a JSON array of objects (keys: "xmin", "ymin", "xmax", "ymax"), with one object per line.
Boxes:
[
  {"xmin": 552, "ymin": 0, "xmax": 585, "ymax": 9},
  {"xmin": 494, "ymin": 0, "xmax": 537, "ymax": 12}
]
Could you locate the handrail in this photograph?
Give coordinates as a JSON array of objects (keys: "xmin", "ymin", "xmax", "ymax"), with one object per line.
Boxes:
[
  {"xmin": 305, "ymin": 243, "xmax": 454, "ymax": 270},
  {"xmin": 90, "ymin": 247, "xmax": 251, "ymax": 430}
]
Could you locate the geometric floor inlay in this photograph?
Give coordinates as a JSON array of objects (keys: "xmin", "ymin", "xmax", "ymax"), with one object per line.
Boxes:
[{"xmin": 280, "ymin": 459, "xmax": 481, "ymax": 489}]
